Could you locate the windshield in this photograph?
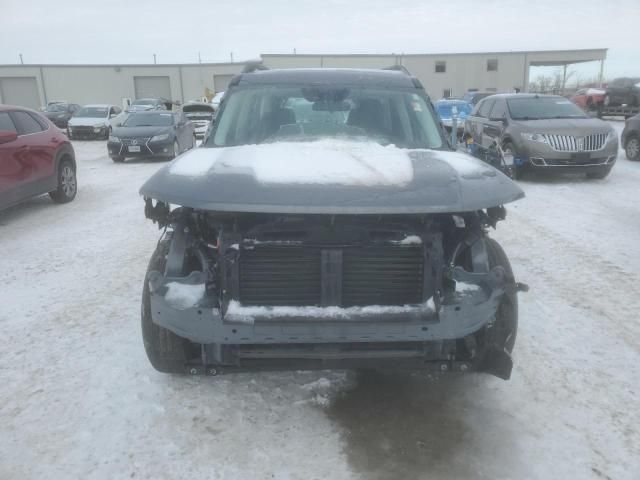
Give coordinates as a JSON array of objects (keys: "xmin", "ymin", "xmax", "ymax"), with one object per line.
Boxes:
[
  {"xmin": 507, "ymin": 97, "xmax": 587, "ymax": 120},
  {"xmin": 123, "ymin": 112, "xmax": 174, "ymax": 127},
  {"xmin": 207, "ymin": 86, "xmax": 444, "ymax": 149},
  {"xmin": 46, "ymin": 104, "xmax": 67, "ymax": 112},
  {"xmin": 132, "ymin": 99, "xmax": 157, "ymax": 106},
  {"xmin": 436, "ymin": 103, "xmax": 472, "ymax": 118},
  {"xmin": 74, "ymin": 107, "xmax": 108, "ymax": 118}
]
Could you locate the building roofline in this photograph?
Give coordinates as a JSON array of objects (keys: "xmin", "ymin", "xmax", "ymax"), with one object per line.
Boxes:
[
  {"xmin": 261, "ymin": 48, "xmax": 608, "ymax": 58},
  {"xmin": 0, "ymin": 48, "xmax": 608, "ymax": 69},
  {"xmin": 0, "ymin": 61, "xmax": 245, "ymax": 68}
]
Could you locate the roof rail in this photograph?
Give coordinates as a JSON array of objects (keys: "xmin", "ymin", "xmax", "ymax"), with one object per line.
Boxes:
[
  {"xmin": 242, "ymin": 61, "xmax": 268, "ymax": 74},
  {"xmin": 382, "ymin": 64, "xmax": 411, "ymax": 75}
]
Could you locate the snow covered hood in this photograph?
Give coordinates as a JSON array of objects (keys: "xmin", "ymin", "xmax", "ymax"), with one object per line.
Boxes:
[{"xmin": 140, "ymin": 139, "xmax": 524, "ymax": 214}]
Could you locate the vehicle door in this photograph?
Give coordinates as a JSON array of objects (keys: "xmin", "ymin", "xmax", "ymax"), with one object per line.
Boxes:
[
  {"xmin": 9, "ymin": 110, "xmax": 57, "ymax": 195},
  {"xmin": 484, "ymin": 99, "xmax": 508, "ymax": 145},
  {"xmin": 176, "ymin": 112, "xmax": 190, "ymax": 147},
  {"xmin": 475, "ymin": 98, "xmax": 496, "ymax": 148},
  {"xmin": 623, "ymin": 78, "xmax": 640, "ymax": 105},
  {"xmin": 465, "ymin": 100, "xmax": 483, "ymax": 144},
  {"xmin": 609, "ymin": 79, "xmax": 625, "ymax": 104},
  {"xmin": 0, "ymin": 112, "xmax": 24, "ymax": 208}
]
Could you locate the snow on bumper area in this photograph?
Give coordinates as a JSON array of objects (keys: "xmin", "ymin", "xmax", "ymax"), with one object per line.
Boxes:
[{"xmin": 1, "ymin": 123, "xmax": 639, "ymax": 479}]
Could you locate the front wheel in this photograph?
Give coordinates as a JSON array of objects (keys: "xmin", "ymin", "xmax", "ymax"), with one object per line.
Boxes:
[
  {"xmin": 626, "ymin": 136, "xmax": 640, "ymax": 161},
  {"xmin": 111, "ymin": 156, "xmax": 125, "ymax": 163},
  {"xmin": 503, "ymin": 142, "xmax": 524, "ymax": 179},
  {"xmin": 49, "ymin": 158, "xmax": 77, "ymax": 203},
  {"xmin": 171, "ymin": 140, "xmax": 180, "ymax": 159},
  {"xmin": 141, "ymin": 237, "xmax": 191, "ymax": 373},
  {"xmin": 485, "ymin": 237, "xmax": 518, "ymax": 353}
]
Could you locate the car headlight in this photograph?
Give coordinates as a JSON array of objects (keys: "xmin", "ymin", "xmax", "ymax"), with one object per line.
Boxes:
[
  {"xmin": 93, "ymin": 126, "xmax": 103, "ymax": 132},
  {"xmin": 521, "ymin": 132, "xmax": 549, "ymax": 144},
  {"xmin": 108, "ymin": 135, "xmax": 119, "ymax": 142},
  {"xmin": 150, "ymin": 133, "xmax": 170, "ymax": 142}
]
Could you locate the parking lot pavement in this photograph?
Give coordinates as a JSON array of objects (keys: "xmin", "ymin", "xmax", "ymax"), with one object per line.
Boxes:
[{"xmin": 1, "ymin": 126, "xmax": 639, "ymax": 480}]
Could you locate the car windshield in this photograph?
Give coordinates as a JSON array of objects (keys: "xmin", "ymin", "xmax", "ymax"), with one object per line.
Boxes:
[
  {"xmin": 123, "ymin": 112, "xmax": 173, "ymax": 127},
  {"xmin": 436, "ymin": 103, "xmax": 472, "ymax": 118},
  {"xmin": 74, "ymin": 107, "xmax": 108, "ymax": 118},
  {"xmin": 207, "ymin": 85, "xmax": 444, "ymax": 149},
  {"xmin": 132, "ymin": 99, "xmax": 157, "ymax": 106},
  {"xmin": 507, "ymin": 97, "xmax": 587, "ymax": 120},
  {"xmin": 46, "ymin": 104, "xmax": 67, "ymax": 112}
]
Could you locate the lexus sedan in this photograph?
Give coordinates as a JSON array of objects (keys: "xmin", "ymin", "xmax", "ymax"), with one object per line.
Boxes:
[
  {"xmin": 0, "ymin": 105, "xmax": 77, "ymax": 211},
  {"xmin": 107, "ymin": 110, "xmax": 195, "ymax": 162}
]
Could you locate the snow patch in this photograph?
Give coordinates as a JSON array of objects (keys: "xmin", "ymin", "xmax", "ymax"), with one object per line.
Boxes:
[
  {"xmin": 168, "ymin": 139, "xmax": 414, "ymax": 186},
  {"xmin": 456, "ymin": 282, "xmax": 481, "ymax": 293},
  {"xmin": 225, "ymin": 299, "xmax": 435, "ymax": 323},
  {"xmin": 164, "ymin": 282, "xmax": 205, "ymax": 310},
  {"xmin": 431, "ymin": 150, "xmax": 492, "ymax": 176},
  {"xmin": 392, "ymin": 235, "xmax": 423, "ymax": 245}
]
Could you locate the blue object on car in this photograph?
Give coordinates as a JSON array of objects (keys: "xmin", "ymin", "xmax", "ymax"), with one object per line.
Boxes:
[{"xmin": 434, "ymin": 100, "xmax": 472, "ymax": 131}]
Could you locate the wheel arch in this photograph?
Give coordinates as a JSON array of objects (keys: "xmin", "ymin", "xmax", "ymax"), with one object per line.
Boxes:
[{"xmin": 54, "ymin": 143, "xmax": 76, "ymax": 173}]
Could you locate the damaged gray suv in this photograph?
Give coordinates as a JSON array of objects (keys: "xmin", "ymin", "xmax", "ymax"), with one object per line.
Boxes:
[{"xmin": 139, "ymin": 66, "xmax": 526, "ymax": 380}]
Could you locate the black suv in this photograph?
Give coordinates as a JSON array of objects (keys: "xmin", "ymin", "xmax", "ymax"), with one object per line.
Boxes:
[
  {"xmin": 604, "ymin": 77, "xmax": 640, "ymax": 107},
  {"xmin": 138, "ymin": 66, "xmax": 525, "ymax": 379},
  {"xmin": 42, "ymin": 103, "xmax": 81, "ymax": 128}
]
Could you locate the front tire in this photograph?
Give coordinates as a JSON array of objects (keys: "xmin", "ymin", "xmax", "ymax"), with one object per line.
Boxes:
[
  {"xmin": 503, "ymin": 141, "xmax": 524, "ymax": 179},
  {"xmin": 171, "ymin": 140, "xmax": 180, "ymax": 159},
  {"xmin": 141, "ymin": 236, "xmax": 191, "ymax": 374},
  {"xmin": 626, "ymin": 136, "xmax": 640, "ymax": 161},
  {"xmin": 49, "ymin": 158, "xmax": 77, "ymax": 203},
  {"xmin": 111, "ymin": 156, "xmax": 125, "ymax": 163},
  {"xmin": 485, "ymin": 237, "xmax": 518, "ymax": 353}
]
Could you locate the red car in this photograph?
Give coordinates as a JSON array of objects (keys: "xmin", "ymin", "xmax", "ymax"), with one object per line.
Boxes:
[
  {"xmin": 0, "ymin": 105, "xmax": 77, "ymax": 211},
  {"xmin": 570, "ymin": 88, "xmax": 606, "ymax": 111}
]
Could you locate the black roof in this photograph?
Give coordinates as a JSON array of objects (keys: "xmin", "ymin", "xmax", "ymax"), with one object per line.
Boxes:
[{"xmin": 235, "ymin": 68, "xmax": 420, "ymax": 89}]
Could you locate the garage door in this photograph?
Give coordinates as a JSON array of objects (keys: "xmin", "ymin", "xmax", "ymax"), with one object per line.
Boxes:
[
  {"xmin": 0, "ymin": 77, "xmax": 41, "ymax": 109},
  {"xmin": 133, "ymin": 76, "xmax": 171, "ymax": 100},
  {"xmin": 213, "ymin": 74, "xmax": 234, "ymax": 93}
]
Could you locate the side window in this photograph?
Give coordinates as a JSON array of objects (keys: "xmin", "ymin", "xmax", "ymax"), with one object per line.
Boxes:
[
  {"xmin": 11, "ymin": 111, "xmax": 45, "ymax": 135},
  {"xmin": 435, "ymin": 61, "xmax": 446, "ymax": 73},
  {"xmin": 114, "ymin": 106, "xmax": 121, "ymax": 114},
  {"xmin": 30, "ymin": 112, "xmax": 49, "ymax": 130},
  {"xmin": 488, "ymin": 100, "xmax": 506, "ymax": 119},
  {"xmin": 0, "ymin": 112, "xmax": 18, "ymax": 132},
  {"xmin": 477, "ymin": 99, "xmax": 495, "ymax": 118}
]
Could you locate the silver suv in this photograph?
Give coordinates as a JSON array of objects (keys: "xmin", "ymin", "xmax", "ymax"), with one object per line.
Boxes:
[{"xmin": 464, "ymin": 94, "xmax": 618, "ymax": 179}]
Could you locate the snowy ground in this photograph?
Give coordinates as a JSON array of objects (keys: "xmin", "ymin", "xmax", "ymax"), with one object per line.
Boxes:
[{"xmin": 1, "ymin": 123, "xmax": 639, "ymax": 480}]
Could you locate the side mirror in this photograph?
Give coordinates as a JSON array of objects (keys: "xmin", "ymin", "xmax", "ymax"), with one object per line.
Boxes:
[{"xmin": 0, "ymin": 130, "xmax": 18, "ymax": 145}]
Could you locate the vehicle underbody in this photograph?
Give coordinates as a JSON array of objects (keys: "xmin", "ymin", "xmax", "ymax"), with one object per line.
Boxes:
[{"xmin": 142, "ymin": 201, "xmax": 525, "ymax": 380}]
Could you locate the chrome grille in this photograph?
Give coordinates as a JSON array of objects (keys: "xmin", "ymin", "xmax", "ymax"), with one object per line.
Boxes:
[
  {"xmin": 544, "ymin": 133, "xmax": 607, "ymax": 152},
  {"xmin": 120, "ymin": 137, "xmax": 150, "ymax": 146}
]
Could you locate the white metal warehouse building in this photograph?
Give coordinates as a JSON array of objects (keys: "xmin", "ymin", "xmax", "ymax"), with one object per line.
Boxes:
[{"xmin": 0, "ymin": 48, "xmax": 606, "ymax": 110}]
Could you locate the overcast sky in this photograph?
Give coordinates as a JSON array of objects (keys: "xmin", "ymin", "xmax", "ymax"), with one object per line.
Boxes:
[{"xmin": 2, "ymin": 0, "xmax": 639, "ymax": 81}]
